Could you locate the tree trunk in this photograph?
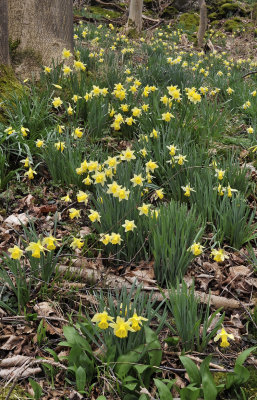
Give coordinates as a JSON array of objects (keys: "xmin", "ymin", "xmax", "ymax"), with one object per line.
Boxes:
[
  {"xmin": 0, "ymin": 0, "xmax": 10, "ymax": 65},
  {"xmin": 128, "ymin": 0, "xmax": 143, "ymax": 32},
  {"xmin": 8, "ymin": 0, "xmax": 74, "ymax": 66},
  {"xmin": 197, "ymin": 0, "xmax": 207, "ymax": 48}
]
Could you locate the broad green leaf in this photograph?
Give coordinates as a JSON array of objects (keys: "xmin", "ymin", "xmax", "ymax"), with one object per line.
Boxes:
[
  {"xmin": 154, "ymin": 378, "xmax": 173, "ymax": 400},
  {"xmin": 139, "ymin": 395, "xmax": 149, "ymax": 400},
  {"xmin": 200, "ymin": 356, "xmax": 217, "ymax": 400},
  {"xmin": 144, "ymin": 326, "xmax": 162, "ymax": 367},
  {"xmin": 133, "ymin": 364, "xmax": 150, "ymax": 376},
  {"xmin": 62, "ymin": 326, "xmax": 92, "ymax": 353},
  {"xmin": 76, "ymin": 366, "xmax": 86, "ymax": 393},
  {"xmin": 29, "ymin": 378, "xmax": 43, "ymax": 400},
  {"xmin": 96, "ymin": 396, "xmax": 107, "ymax": 400},
  {"xmin": 235, "ymin": 346, "xmax": 257, "ymax": 368},
  {"xmin": 180, "ymin": 385, "xmax": 201, "ymax": 400},
  {"xmin": 115, "ymin": 344, "xmax": 144, "ymax": 379},
  {"xmin": 179, "ymin": 356, "xmax": 201, "ymax": 386},
  {"xmin": 225, "ymin": 365, "xmax": 250, "ymax": 389},
  {"xmin": 123, "ymin": 381, "xmax": 138, "ymax": 391}
]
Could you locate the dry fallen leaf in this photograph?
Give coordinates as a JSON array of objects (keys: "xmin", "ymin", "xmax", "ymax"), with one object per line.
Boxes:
[
  {"xmin": 4, "ymin": 213, "xmax": 29, "ymax": 227},
  {"xmin": 229, "ymin": 265, "xmax": 251, "ymax": 279}
]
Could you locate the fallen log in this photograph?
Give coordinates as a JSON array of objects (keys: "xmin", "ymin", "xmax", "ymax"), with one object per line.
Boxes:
[{"xmin": 57, "ymin": 265, "xmax": 246, "ymax": 310}]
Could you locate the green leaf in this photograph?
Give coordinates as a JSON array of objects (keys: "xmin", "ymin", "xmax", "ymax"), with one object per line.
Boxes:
[
  {"xmin": 139, "ymin": 395, "xmax": 149, "ymax": 400},
  {"xmin": 62, "ymin": 326, "xmax": 92, "ymax": 353},
  {"xmin": 45, "ymin": 348, "xmax": 59, "ymax": 362},
  {"xmin": 179, "ymin": 356, "xmax": 201, "ymax": 386},
  {"xmin": 226, "ymin": 365, "xmax": 250, "ymax": 389},
  {"xmin": 29, "ymin": 378, "xmax": 43, "ymax": 400},
  {"xmin": 76, "ymin": 366, "xmax": 86, "ymax": 393},
  {"xmin": 200, "ymin": 356, "xmax": 218, "ymax": 400},
  {"xmin": 115, "ymin": 344, "xmax": 144, "ymax": 379},
  {"xmin": 235, "ymin": 346, "xmax": 257, "ymax": 368},
  {"xmin": 180, "ymin": 385, "xmax": 201, "ymax": 400},
  {"xmin": 96, "ymin": 397, "xmax": 107, "ymax": 400},
  {"xmin": 226, "ymin": 346, "xmax": 257, "ymax": 389},
  {"xmin": 164, "ymin": 336, "xmax": 180, "ymax": 346},
  {"xmin": 123, "ymin": 381, "xmax": 138, "ymax": 391},
  {"xmin": 154, "ymin": 378, "xmax": 173, "ymax": 400},
  {"xmin": 133, "ymin": 364, "xmax": 150, "ymax": 376},
  {"xmin": 144, "ymin": 326, "xmax": 162, "ymax": 368}
]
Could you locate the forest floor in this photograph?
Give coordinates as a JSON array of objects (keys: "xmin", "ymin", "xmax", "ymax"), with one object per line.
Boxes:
[{"xmin": 0, "ymin": 4, "xmax": 257, "ymax": 400}]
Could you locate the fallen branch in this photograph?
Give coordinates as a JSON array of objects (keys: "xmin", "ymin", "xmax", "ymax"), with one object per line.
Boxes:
[
  {"xmin": 242, "ymin": 71, "xmax": 257, "ymax": 79},
  {"xmin": 57, "ymin": 265, "xmax": 247, "ymax": 310},
  {"xmin": 142, "ymin": 14, "xmax": 161, "ymax": 23},
  {"xmin": 94, "ymin": 0, "xmax": 126, "ymax": 12}
]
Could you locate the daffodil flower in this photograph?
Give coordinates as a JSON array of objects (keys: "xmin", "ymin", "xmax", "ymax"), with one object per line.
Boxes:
[
  {"xmin": 8, "ymin": 245, "xmax": 24, "ymax": 260},
  {"xmin": 26, "ymin": 240, "xmax": 46, "ymax": 258},
  {"xmin": 211, "ymin": 248, "xmax": 229, "ymax": 263},
  {"xmin": 110, "ymin": 316, "xmax": 135, "ymax": 338},
  {"xmin": 214, "ymin": 327, "xmax": 234, "ymax": 348},
  {"xmin": 128, "ymin": 313, "xmax": 148, "ymax": 331},
  {"xmin": 92, "ymin": 311, "xmax": 114, "ymax": 330}
]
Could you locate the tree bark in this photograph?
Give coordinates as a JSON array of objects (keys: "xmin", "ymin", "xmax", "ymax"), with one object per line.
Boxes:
[
  {"xmin": 0, "ymin": 0, "xmax": 10, "ymax": 65},
  {"xmin": 8, "ymin": 0, "xmax": 74, "ymax": 66},
  {"xmin": 197, "ymin": 0, "xmax": 207, "ymax": 47},
  {"xmin": 128, "ymin": 0, "xmax": 143, "ymax": 32}
]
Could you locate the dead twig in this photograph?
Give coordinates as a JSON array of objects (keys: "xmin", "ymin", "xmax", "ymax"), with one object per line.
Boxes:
[{"xmin": 242, "ymin": 71, "xmax": 257, "ymax": 79}]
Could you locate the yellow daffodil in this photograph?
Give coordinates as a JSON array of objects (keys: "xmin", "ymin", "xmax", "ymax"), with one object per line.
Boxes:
[
  {"xmin": 88, "ymin": 209, "xmax": 101, "ymax": 223},
  {"xmin": 130, "ymin": 174, "xmax": 145, "ymax": 187},
  {"xmin": 61, "ymin": 194, "xmax": 72, "ymax": 202},
  {"xmin": 154, "ymin": 188, "xmax": 164, "ymax": 200},
  {"xmin": 70, "ymin": 237, "xmax": 84, "ymax": 250},
  {"xmin": 181, "ymin": 184, "xmax": 195, "ymax": 197},
  {"xmin": 24, "ymin": 167, "xmax": 37, "ymax": 180},
  {"xmin": 26, "ymin": 240, "xmax": 45, "ymax": 258},
  {"xmin": 120, "ymin": 148, "xmax": 136, "ymax": 162},
  {"xmin": 214, "ymin": 327, "xmax": 234, "ymax": 348},
  {"xmin": 162, "ymin": 112, "xmax": 174, "ymax": 122},
  {"xmin": 69, "ymin": 208, "xmax": 81, "ymax": 220},
  {"xmin": 44, "ymin": 66, "xmax": 52, "ymax": 74},
  {"xmin": 128, "ymin": 313, "xmax": 148, "ymax": 331},
  {"xmin": 8, "ymin": 245, "xmax": 24, "ymax": 260},
  {"xmin": 99, "ymin": 233, "xmax": 111, "ymax": 245},
  {"xmin": 211, "ymin": 248, "xmax": 229, "ymax": 263},
  {"xmin": 226, "ymin": 184, "xmax": 238, "ymax": 198},
  {"xmin": 116, "ymin": 187, "xmax": 130, "ymax": 201},
  {"xmin": 189, "ymin": 242, "xmax": 204, "ymax": 256},
  {"xmin": 77, "ymin": 190, "xmax": 89, "ymax": 205},
  {"xmin": 20, "ymin": 127, "xmax": 29, "ymax": 137},
  {"xmin": 110, "ymin": 232, "xmax": 123, "ymax": 245},
  {"xmin": 42, "ymin": 235, "xmax": 60, "ymax": 251},
  {"xmin": 145, "ymin": 160, "xmax": 158, "ymax": 173},
  {"xmin": 36, "ymin": 139, "xmax": 44, "ymax": 148},
  {"xmin": 138, "ymin": 203, "xmax": 151, "ymax": 216},
  {"xmin": 215, "ymin": 169, "xmax": 225, "ymax": 180},
  {"xmin": 92, "ymin": 311, "xmax": 114, "ymax": 330},
  {"xmin": 110, "ymin": 316, "xmax": 135, "ymax": 338},
  {"xmin": 21, "ymin": 157, "xmax": 30, "ymax": 168},
  {"xmin": 52, "ymin": 97, "xmax": 63, "ymax": 108},
  {"xmin": 122, "ymin": 220, "xmax": 136, "ymax": 232},
  {"xmin": 62, "ymin": 48, "xmax": 72, "ymax": 59},
  {"xmin": 55, "ymin": 141, "xmax": 65, "ymax": 152}
]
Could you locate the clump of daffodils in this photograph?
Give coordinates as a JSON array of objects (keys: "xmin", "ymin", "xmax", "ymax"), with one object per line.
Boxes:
[{"xmin": 91, "ymin": 309, "xmax": 148, "ymax": 339}]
